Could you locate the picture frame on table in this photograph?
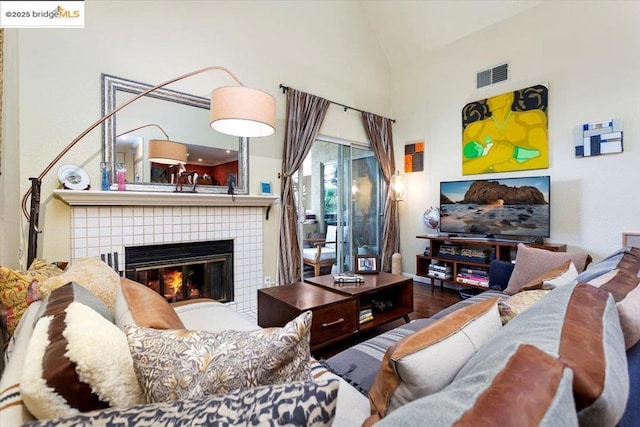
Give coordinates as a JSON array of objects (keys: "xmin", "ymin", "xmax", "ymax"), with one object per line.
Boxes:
[
  {"xmin": 260, "ymin": 181, "xmax": 272, "ymax": 195},
  {"xmin": 355, "ymin": 255, "xmax": 379, "ymax": 274}
]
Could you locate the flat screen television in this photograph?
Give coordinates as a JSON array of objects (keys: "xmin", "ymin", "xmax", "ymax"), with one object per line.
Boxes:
[{"xmin": 439, "ymin": 176, "xmax": 550, "ymax": 239}]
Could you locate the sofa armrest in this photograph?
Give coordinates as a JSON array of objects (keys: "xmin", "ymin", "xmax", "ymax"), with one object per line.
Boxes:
[
  {"xmin": 172, "ymin": 300, "xmax": 259, "ymax": 333},
  {"xmin": 488, "ymin": 260, "xmax": 514, "ymax": 291},
  {"xmin": 0, "ymin": 302, "xmax": 42, "ymax": 425}
]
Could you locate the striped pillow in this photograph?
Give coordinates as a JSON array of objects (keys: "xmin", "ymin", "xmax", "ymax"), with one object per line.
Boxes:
[
  {"xmin": 20, "ymin": 283, "xmax": 143, "ymax": 420},
  {"xmin": 583, "ymin": 246, "xmax": 640, "ymax": 349},
  {"xmin": 366, "ymin": 297, "xmax": 502, "ymax": 423},
  {"xmin": 455, "ymin": 344, "xmax": 576, "ymax": 426}
]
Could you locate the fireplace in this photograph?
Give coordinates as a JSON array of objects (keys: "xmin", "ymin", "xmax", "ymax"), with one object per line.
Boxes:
[
  {"xmin": 61, "ymin": 196, "xmax": 273, "ymax": 319},
  {"xmin": 125, "ymin": 240, "xmax": 234, "ymax": 303}
]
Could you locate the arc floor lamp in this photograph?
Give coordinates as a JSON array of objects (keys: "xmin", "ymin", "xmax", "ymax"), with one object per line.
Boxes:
[{"xmin": 21, "ymin": 66, "xmax": 276, "ymax": 267}]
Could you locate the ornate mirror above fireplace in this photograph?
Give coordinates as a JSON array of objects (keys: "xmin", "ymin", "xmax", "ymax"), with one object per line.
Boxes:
[{"xmin": 102, "ymin": 74, "xmax": 248, "ymax": 194}]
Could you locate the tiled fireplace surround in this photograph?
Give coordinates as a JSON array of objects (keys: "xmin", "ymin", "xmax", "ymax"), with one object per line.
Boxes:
[{"xmin": 60, "ymin": 191, "xmax": 278, "ymax": 321}]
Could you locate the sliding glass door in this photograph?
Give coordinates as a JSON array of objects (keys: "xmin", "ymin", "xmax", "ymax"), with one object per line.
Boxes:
[
  {"xmin": 351, "ymin": 146, "xmax": 382, "ymax": 258},
  {"xmin": 294, "ymin": 138, "xmax": 382, "ymax": 277}
]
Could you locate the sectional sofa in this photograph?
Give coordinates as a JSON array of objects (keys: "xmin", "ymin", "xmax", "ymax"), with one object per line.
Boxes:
[
  {"xmin": 326, "ymin": 246, "xmax": 639, "ymax": 426},
  {"xmin": 0, "ymin": 246, "xmax": 638, "ymax": 426}
]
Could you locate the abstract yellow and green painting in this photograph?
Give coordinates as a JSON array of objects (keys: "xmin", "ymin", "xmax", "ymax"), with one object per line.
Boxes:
[{"xmin": 462, "ymin": 84, "xmax": 548, "ymax": 175}]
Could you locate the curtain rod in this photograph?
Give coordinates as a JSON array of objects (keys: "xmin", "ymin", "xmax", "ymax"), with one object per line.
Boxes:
[{"xmin": 279, "ymin": 84, "xmax": 396, "ymax": 123}]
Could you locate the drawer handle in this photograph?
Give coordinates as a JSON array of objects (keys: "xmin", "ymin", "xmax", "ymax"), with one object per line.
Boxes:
[{"xmin": 321, "ymin": 318, "xmax": 345, "ymax": 328}]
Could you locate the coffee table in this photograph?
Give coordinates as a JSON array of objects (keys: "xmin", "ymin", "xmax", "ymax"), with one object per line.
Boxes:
[{"xmin": 257, "ymin": 273, "xmax": 413, "ymax": 350}]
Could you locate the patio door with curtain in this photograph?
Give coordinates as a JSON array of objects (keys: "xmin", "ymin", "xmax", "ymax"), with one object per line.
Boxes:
[{"xmin": 295, "ymin": 137, "xmax": 382, "ymax": 277}]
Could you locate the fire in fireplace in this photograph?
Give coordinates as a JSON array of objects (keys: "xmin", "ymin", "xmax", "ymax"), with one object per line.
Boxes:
[{"xmin": 125, "ymin": 240, "xmax": 234, "ymax": 303}]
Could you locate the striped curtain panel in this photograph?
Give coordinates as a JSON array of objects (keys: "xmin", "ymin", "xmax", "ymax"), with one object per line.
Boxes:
[
  {"xmin": 278, "ymin": 89, "xmax": 330, "ymax": 285},
  {"xmin": 361, "ymin": 112, "xmax": 398, "ymax": 272}
]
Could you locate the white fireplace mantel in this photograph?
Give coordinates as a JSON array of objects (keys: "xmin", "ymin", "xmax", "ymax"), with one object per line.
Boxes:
[
  {"xmin": 53, "ymin": 189, "xmax": 279, "ymax": 207},
  {"xmin": 62, "ymin": 189, "xmax": 270, "ymax": 319}
]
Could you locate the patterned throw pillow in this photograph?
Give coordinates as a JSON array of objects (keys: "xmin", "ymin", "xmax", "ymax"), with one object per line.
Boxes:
[
  {"xmin": 22, "ymin": 380, "xmax": 339, "ymax": 427},
  {"xmin": 0, "ymin": 260, "xmax": 63, "ymax": 335},
  {"xmin": 498, "ymin": 289, "xmax": 551, "ymax": 324},
  {"xmin": 126, "ymin": 311, "xmax": 312, "ymax": 403}
]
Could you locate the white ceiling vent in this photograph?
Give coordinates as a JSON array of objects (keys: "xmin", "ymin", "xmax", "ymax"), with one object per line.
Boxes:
[{"xmin": 476, "ymin": 63, "xmax": 509, "ymax": 89}]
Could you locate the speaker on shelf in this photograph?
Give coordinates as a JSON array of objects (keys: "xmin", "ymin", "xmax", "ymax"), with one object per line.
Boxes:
[{"xmin": 529, "ymin": 237, "xmax": 544, "ymax": 244}]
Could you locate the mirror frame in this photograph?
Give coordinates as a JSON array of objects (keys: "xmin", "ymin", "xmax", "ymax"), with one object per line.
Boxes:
[{"xmin": 101, "ymin": 74, "xmax": 249, "ymax": 194}]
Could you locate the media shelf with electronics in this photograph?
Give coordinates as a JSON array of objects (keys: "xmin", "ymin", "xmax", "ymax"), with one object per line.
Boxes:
[{"xmin": 416, "ymin": 235, "xmax": 566, "ymax": 290}]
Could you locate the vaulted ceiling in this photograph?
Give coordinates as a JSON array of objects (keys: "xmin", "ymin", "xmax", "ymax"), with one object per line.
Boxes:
[{"xmin": 359, "ymin": 1, "xmax": 543, "ymax": 68}]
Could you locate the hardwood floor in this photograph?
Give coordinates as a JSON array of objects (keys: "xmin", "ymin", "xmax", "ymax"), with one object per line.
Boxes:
[{"xmin": 313, "ymin": 279, "xmax": 462, "ymax": 359}]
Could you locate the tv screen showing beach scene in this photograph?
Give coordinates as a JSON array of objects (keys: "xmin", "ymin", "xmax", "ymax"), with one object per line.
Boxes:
[{"xmin": 439, "ymin": 176, "xmax": 550, "ymax": 238}]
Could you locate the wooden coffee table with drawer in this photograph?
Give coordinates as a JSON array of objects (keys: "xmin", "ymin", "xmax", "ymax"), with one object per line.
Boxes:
[
  {"xmin": 257, "ymin": 273, "xmax": 413, "ymax": 351},
  {"xmin": 258, "ymin": 282, "xmax": 358, "ymax": 351}
]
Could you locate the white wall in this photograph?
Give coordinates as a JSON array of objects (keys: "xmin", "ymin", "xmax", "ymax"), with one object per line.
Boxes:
[
  {"xmin": 2, "ymin": 1, "xmax": 391, "ymax": 274},
  {"xmin": 0, "ymin": 31, "xmax": 21, "ymax": 267},
  {"xmin": 392, "ymin": 1, "xmax": 640, "ymax": 270},
  {"xmin": 8, "ymin": 1, "xmax": 636, "ymax": 275}
]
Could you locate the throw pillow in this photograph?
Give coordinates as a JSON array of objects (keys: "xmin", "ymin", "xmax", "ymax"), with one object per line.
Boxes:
[
  {"xmin": 0, "ymin": 260, "xmax": 63, "ymax": 335},
  {"xmin": 574, "ymin": 246, "xmax": 628, "ymax": 283},
  {"xmin": 22, "ymin": 380, "xmax": 339, "ymax": 427},
  {"xmin": 114, "ymin": 278, "xmax": 184, "ymax": 329},
  {"xmin": 521, "ymin": 260, "xmax": 576, "ymax": 291},
  {"xmin": 377, "ymin": 344, "xmax": 578, "ymax": 427},
  {"xmin": 34, "ymin": 281, "xmax": 114, "ymax": 324},
  {"xmin": 20, "ymin": 283, "xmax": 144, "ymax": 420},
  {"xmin": 555, "ymin": 283, "xmax": 628, "ymax": 426},
  {"xmin": 498, "ymin": 289, "xmax": 550, "ymax": 324},
  {"xmin": 38, "ymin": 257, "xmax": 120, "ymax": 315},
  {"xmin": 583, "ymin": 246, "xmax": 640, "ymax": 349},
  {"xmin": 365, "ymin": 297, "xmax": 502, "ymax": 424},
  {"xmin": 542, "ymin": 261, "xmax": 579, "ymax": 289},
  {"xmin": 454, "ymin": 344, "xmax": 575, "ymax": 425},
  {"xmin": 126, "ymin": 310, "xmax": 312, "ymax": 403},
  {"xmin": 466, "ymin": 282, "xmax": 627, "ymax": 427},
  {"xmin": 504, "ymin": 244, "xmax": 590, "ymax": 295},
  {"xmin": 309, "ymin": 358, "xmax": 373, "ymax": 425}
]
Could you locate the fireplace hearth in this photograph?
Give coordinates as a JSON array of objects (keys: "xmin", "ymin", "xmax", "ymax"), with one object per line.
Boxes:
[{"xmin": 125, "ymin": 240, "xmax": 234, "ymax": 303}]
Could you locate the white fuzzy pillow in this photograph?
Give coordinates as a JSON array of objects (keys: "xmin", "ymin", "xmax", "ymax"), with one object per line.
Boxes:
[
  {"xmin": 21, "ymin": 301, "xmax": 143, "ymax": 420},
  {"xmin": 38, "ymin": 257, "xmax": 120, "ymax": 315}
]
